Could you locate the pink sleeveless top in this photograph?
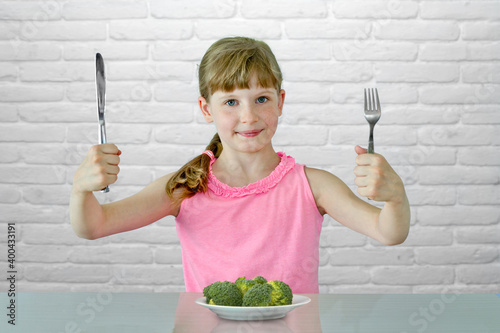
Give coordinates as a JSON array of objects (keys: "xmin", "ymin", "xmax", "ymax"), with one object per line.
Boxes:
[{"xmin": 175, "ymin": 152, "xmax": 324, "ymax": 293}]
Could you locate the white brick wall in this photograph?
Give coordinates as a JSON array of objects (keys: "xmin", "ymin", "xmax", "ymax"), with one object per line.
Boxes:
[{"xmin": 0, "ymin": 0, "xmax": 499, "ymax": 294}]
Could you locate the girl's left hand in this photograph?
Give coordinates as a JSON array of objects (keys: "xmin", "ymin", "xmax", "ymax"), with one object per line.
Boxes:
[{"xmin": 353, "ymin": 145, "xmax": 405, "ymax": 203}]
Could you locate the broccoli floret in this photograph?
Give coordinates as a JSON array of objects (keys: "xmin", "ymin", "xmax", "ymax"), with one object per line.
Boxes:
[
  {"xmin": 203, "ymin": 281, "xmax": 242, "ymax": 306},
  {"xmin": 235, "ymin": 277, "xmax": 257, "ymax": 297},
  {"xmin": 268, "ymin": 280, "xmax": 293, "ymax": 306},
  {"xmin": 242, "ymin": 283, "xmax": 273, "ymax": 307},
  {"xmin": 252, "ymin": 276, "xmax": 268, "ymax": 284}
]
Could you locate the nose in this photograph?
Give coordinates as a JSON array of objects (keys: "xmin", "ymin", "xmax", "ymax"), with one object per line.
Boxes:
[{"xmin": 239, "ymin": 104, "xmax": 259, "ymax": 124}]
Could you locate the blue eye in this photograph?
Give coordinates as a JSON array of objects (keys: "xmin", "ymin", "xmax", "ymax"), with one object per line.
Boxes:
[
  {"xmin": 226, "ymin": 100, "xmax": 236, "ymax": 106},
  {"xmin": 257, "ymin": 96, "xmax": 268, "ymax": 103}
]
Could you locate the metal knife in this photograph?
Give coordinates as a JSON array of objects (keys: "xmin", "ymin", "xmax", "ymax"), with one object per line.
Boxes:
[{"xmin": 95, "ymin": 53, "xmax": 109, "ymax": 193}]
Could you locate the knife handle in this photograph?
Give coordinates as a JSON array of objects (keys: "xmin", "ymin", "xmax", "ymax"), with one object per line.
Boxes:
[{"xmin": 98, "ymin": 123, "xmax": 109, "ymax": 193}]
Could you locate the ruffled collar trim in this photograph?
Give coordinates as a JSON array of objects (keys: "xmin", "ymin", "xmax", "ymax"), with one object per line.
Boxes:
[{"xmin": 207, "ymin": 152, "xmax": 295, "ymax": 198}]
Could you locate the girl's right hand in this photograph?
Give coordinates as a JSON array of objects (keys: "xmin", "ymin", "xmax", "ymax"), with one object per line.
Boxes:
[{"xmin": 73, "ymin": 144, "xmax": 121, "ymax": 193}]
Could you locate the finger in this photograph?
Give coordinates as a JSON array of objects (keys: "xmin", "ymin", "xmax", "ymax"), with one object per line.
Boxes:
[
  {"xmin": 353, "ymin": 165, "xmax": 370, "ymax": 177},
  {"xmin": 354, "ymin": 145, "xmax": 367, "ymax": 155},
  {"xmin": 100, "ymin": 143, "xmax": 121, "ymax": 155},
  {"xmin": 105, "ymin": 164, "xmax": 120, "ymax": 176},
  {"xmin": 104, "ymin": 154, "xmax": 120, "ymax": 166}
]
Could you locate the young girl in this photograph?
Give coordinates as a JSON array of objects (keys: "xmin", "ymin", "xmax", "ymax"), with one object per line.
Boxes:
[{"xmin": 70, "ymin": 37, "xmax": 410, "ymax": 293}]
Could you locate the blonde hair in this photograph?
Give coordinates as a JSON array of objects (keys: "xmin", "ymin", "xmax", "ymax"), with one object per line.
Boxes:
[{"xmin": 166, "ymin": 37, "xmax": 283, "ymax": 205}]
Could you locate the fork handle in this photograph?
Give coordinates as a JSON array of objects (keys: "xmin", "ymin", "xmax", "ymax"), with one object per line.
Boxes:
[{"xmin": 368, "ymin": 123, "xmax": 375, "ymax": 154}]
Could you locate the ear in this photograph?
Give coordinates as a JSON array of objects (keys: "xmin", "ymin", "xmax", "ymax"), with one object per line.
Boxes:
[
  {"xmin": 277, "ymin": 89, "xmax": 285, "ymax": 116},
  {"xmin": 198, "ymin": 96, "xmax": 213, "ymax": 123}
]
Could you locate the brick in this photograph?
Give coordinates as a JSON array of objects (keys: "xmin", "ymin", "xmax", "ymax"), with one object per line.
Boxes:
[
  {"xmin": 456, "ymin": 226, "xmax": 500, "ymax": 244},
  {"xmin": 155, "ymin": 246, "xmax": 183, "ymax": 264},
  {"xmin": 414, "ymin": 285, "xmax": 499, "ymax": 294},
  {"xmin": 320, "ymin": 227, "xmax": 367, "ymax": 247},
  {"xmin": 282, "ymin": 82, "xmax": 330, "ymax": 104},
  {"xmin": 286, "ymin": 20, "xmax": 369, "ymax": 39},
  {"xmin": 151, "ymin": 0, "xmax": 236, "ymax": 18},
  {"xmin": 282, "ymin": 104, "xmax": 364, "ymax": 126},
  {"xmin": 107, "ymin": 62, "xmax": 195, "ymax": 82},
  {"xmin": 456, "ymin": 264, "xmax": 500, "ymax": 284},
  {"xmin": 418, "ymin": 125, "xmax": 498, "ymax": 146},
  {"xmin": 376, "ymin": 64, "xmax": 458, "ymax": 83},
  {"xmin": 421, "ymin": 85, "xmax": 500, "ymax": 104},
  {"xmin": 333, "ymin": 0, "xmax": 418, "ymax": 19},
  {"xmin": 416, "ymin": 246, "xmax": 498, "ymax": 265},
  {"xmin": 418, "ymin": 166, "xmax": 499, "ymax": 185},
  {"xmin": 0, "ymin": 63, "xmax": 16, "ymax": 81},
  {"xmin": 397, "ymin": 227, "xmax": 453, "ymax": 247},
  {"xmin": 25, "ymin": 264, "xmax": 111, "ymax": 283},
  {"xmin": 0, "ymin": 204, "xmax": 66, "ymax": 222},
  {"xmin": 0, "ymin": 41, "xmax": 61, "ymax": 60},
  {"xmin": 458, "ymin": 186, "xmax": 500, "ymax": 205},
  {"xmin": 20, "ymin": 62, "xmax": 93, "ymax": 82},
  {"xmin": 23, "ymin": 185, "xmax": 72, "ymax": 205},
  {"xmin": 267, "ymin": 40, "xmax": 331, "ymax": 60},
  {"xmin": 372, "ymin": 266, "xmax": 454, "ymax": 285},
  {"xmin": 196, "ymin": 20, "xmax": 281, "ymax": 40},
  {"xmin": 421, "ymin": 1, "xmax": 500, "ymax": 20},
  {"xmin": 0, "ymin": 1, "xmax": 61, "ymax": 20},
  {"xmin": 381, "ymin": 105, "xmax": 460, "ymax": 125},
  {"xmin": 105, "ymin": 102, "xmax": 194, "ymax": 124},
  {"xmin": 0, "ymin": 185, "xmax": 22, "ymax": 203},
  {"xmin": 155, "ymin": 124, "xmax": 216, "ymax": 145},
  {"xmin": 467, "ymin": 42, "xmax": 500, "ymax": 61},
  {"xmin": 0, "ymin": 144, "xmax": 19, "ymax": 163},
  {"xmin": 420, "ymin": 42, "xmax": 467, "ymax": 61},
  {"xmin": 374, "ymin": 21, "xmax": 459, "ymax": 41},
  {"xmin": 329, "ymin": 248, "xmax": 414, "ymax": 266},
  {"xmin": 461, "ymin": 106, "xmax": 500, "ymax": 125},
  {"xmin": 241, "ymin": 0, "xmax": 327, "ymax": 18},
  {"xmin": 19, "ymin": 245, "xmax": 70, "ymax": 263},
  {"xmin": 152, "ymin": 40, "xmax": 213, "ymax": 61},
  {"xmin": 110, "ymin": 21, "xmax": 193, "ymax": 40},
  {"xmin": 22, "ymin": 224, "xmax": 109, "ymax": 245},
  {"xmin": 0, "ymin": 21, "xmax": 19, "ymax": 40},
  {"xmin": 112, "ymin": 265, "xmax": 184, "ymax": 285},
  {"xmin": 274, "ymin": 125, "xmax": 328, "ymax": 146},
  {"xmin": 462, "ymin": 22, "xmax": 500, "ymax": 41},
  {"xmin": 0, "ymin": 165, "xmax": 66, "ymax": 184},
  {"xmin": 281, "ymin": 61, "xmax": 372, "ymax": 82},
  {"xmin": 318, "ymin": 267, "xmax": 371, "ymax": 284},
  {"xmin": 21, "ymin": 144, "xmax": 68, "ymax": 164},
  {"xmin": 0, "ymin": 84, "xmax": 64, "ymax": 102},
  {"xmin": 67, "ymin": 123, "xmax": 151, "ymax": 144},
  {"xmin": 117, "ymin": 144, "xmax": 198, "ymax": 166},
  {"xmin": 18, "ymin": 22, "xmax": 107, "ymax": 41},
  {"xmin": 18, "ymin": 103, "xmax": 94, "ymax": 123},
  {"xmin": 458, "ymin": 147, "xmax": 500, "ymax": 166},
  {"xmin": 69, "ymin": 245, "xmax": 153, "ymax": 264},
  {"xmin": 67, "ymin": 82, "xmax": 152, "ymax": 102},
  {"xmin": 329, "ymin": 125, "xmax": 417, "ymax": 146},
  {"xmin": 418, "ymin": 206, "xmax": 500, "ymax": 226},
  {"xmin": 331, "ymin": 84, "xmax": 418, "ymax": 104},
  {"xmin": 0, "ymin": 124, "xmax": 65, "ymax": 142},
  {"xmin": 333, "ymin": 41, "xmax": 417, "ymax": 61},
  {"xmin": 63, "ymin": 0, "xmax": 147, "ymax": 20},
  {"xmin": 0, "ymin": 104, "xmax": 17, "ymax": 122},
  {"xmin": 462, "ymin": 64, "xmax": 500, "ymax": 83},
  {"xmin": 64, "ymin": 42, "xmax": 148, "ymax": 61},
  {"xmin": 330, "ymin": 285, "xmax": 412, "ymax": 294},
  {"xmin": 154, "ymin": 81, "xmax": 203, "ymax": 103},
  {"xmin": 406, "ymin": 186, "xmax": 456, "ymax": 206}
]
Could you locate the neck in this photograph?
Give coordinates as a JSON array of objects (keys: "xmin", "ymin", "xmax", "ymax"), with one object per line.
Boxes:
[{"xmin": 212, "ymin": 147, "xmax": 281, "ymax": 187}]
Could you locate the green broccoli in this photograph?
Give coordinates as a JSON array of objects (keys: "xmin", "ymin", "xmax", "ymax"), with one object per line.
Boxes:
[
  {"xmin": 252, "ymin": 276, "xmax": 268, "ymax": 284},
  {"xmin": 242, "ymin": 283, "xmax": 273, "ymax": 307},
  {"xmin": 268, "ymin": 280, "xmax": 293, "ymax": 306},
  {"xmin": 234, "ymin": 277, "xmax": 257, "ymax": 297},
  {"xmin": 203, "ymin": 281, "xmax": 243, "ymax": 306}
]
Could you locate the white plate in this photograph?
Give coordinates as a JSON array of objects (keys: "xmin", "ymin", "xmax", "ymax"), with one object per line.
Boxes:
[{"xmin": 195, "ymin": 294, "xmax": 311, "ymax": 321}]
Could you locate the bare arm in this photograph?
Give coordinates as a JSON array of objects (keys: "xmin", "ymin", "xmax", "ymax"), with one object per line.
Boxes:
[
  {"xmin": 70, "ymin": 144, "xmax": 179, "ymax": 240},
  {"xmin": 305, "ymin": 148, "xmax": 410, "ymax": 245}
]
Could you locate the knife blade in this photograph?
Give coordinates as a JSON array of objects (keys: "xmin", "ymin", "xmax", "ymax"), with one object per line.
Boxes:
[{"xmin": 95, "ymin": 53, "xmax": 109, "ymax": 193}]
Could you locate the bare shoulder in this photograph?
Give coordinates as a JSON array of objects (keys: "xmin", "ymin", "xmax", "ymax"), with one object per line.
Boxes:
[{"xmin": 304, "ymin": 167, "xmax": 353, "ymax": 215}]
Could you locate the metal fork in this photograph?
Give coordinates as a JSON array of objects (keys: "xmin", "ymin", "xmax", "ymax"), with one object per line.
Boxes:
[{"xmin": 364, "ymin": 88, "xmax": 381, "ymax": 154}]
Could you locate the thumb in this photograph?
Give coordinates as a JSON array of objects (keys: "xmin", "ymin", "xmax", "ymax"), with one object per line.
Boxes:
[{"xmin": 355, "ymin": 145, "xmax": 367, "ymax": 155}]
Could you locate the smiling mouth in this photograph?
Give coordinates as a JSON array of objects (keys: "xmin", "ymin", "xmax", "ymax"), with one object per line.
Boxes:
[{"xmin": 237, "ymin": 129, "xmax": 263, "ymax": 137}]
